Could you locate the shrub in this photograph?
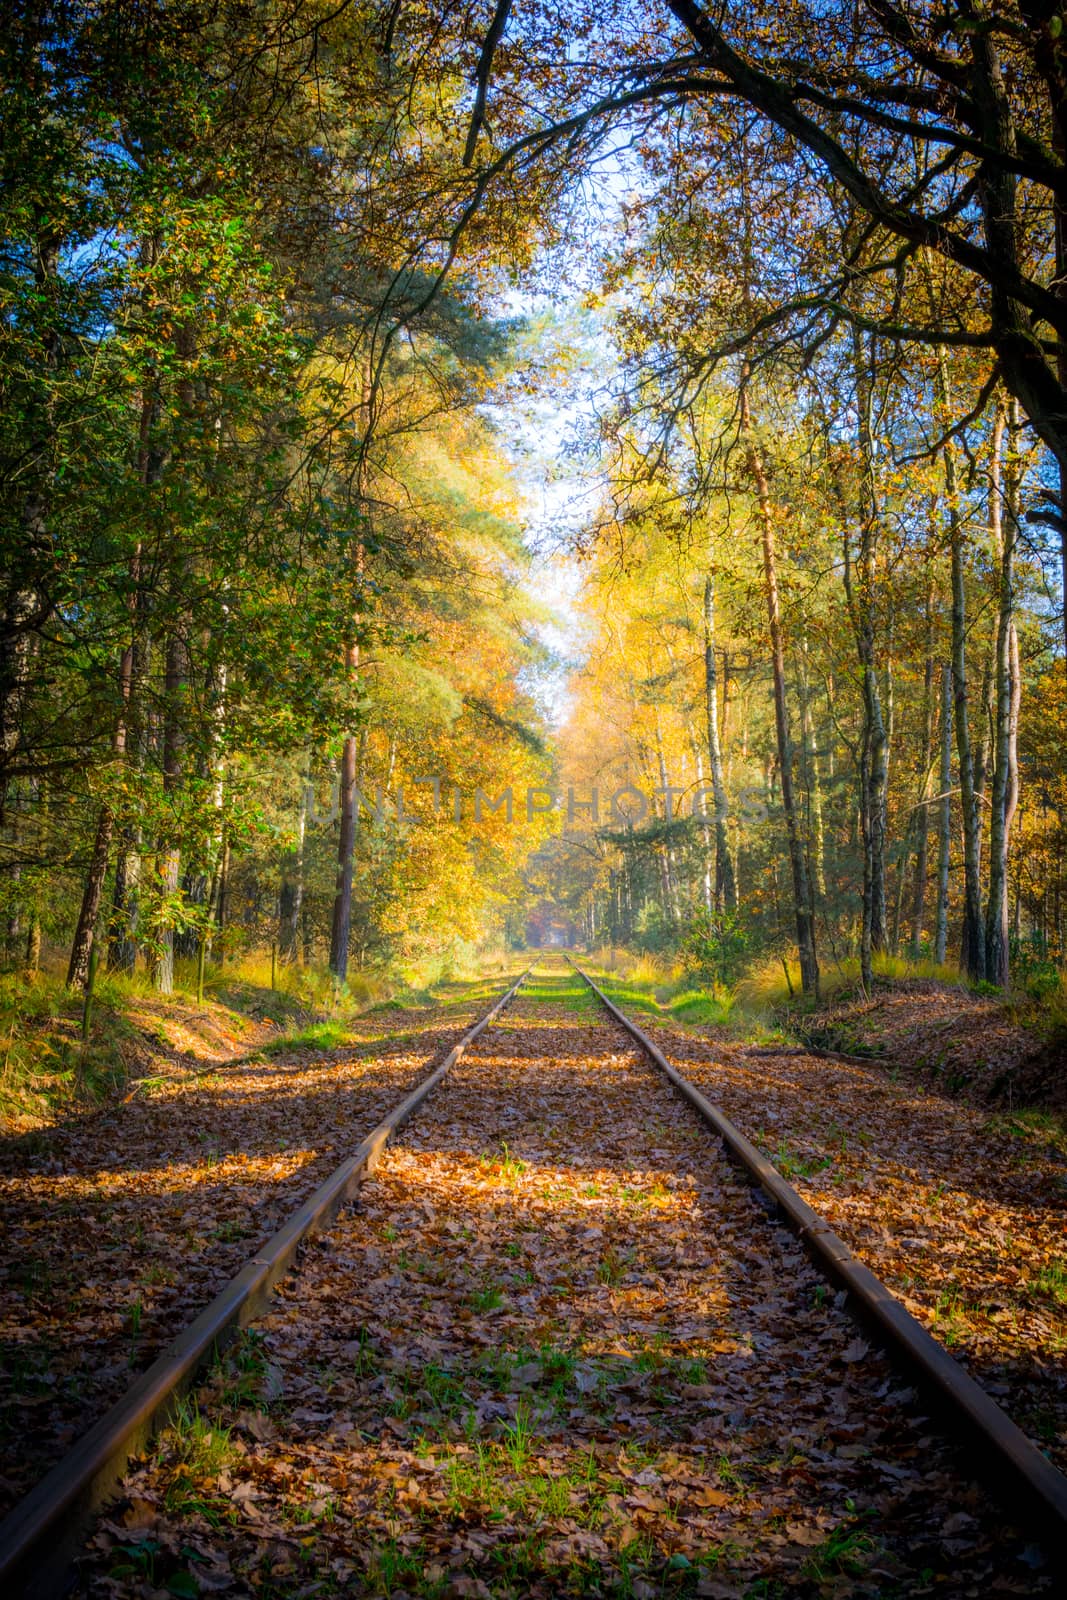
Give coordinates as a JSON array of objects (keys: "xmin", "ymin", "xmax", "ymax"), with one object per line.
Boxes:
[{"xmin": 680, "ymin": 908, "xmax": 751, "ymax": 985}]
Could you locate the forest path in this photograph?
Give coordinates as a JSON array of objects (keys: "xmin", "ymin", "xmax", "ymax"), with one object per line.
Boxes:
[{"xmin": 76, "ymin": 972, "xmax": 1047, "ymax": 1598}]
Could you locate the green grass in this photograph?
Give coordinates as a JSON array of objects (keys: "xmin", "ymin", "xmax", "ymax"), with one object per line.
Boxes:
[
  {"xmin": 364, "ymin": 1539, "xmax": 436, "ymax": 1596},
  {"xmin": 583, "ymin": 964, "xmax": 736, "ymax": 1034},
  {"xmin": 669, "ymin": 989, "xmax": 734, "ymax": 1025},
  {"xmin": 983, "ymin": 1109, "xmax": 1067, "ymax": 1156},
  {"xmin": 736, "ymin": 951, "xmax": 962, "ymax": 1015},
  {"xmin": 799, "ymin": 1510, "xmax": 877, "ymax": 1582},
  {"xmin": 518, "ymin": 976, "xmax": 597, "ymax": 1012},
  {"xmin": 597, "ymin": 1245, "xmax": 635, "ymax": 1285},
  {"xmin": 161, "ymin": 1396, "xmax": 237, "ymax": 1522},
  {"xmin": 1029, "ymin": 1259, "xmax": 1067, "ymax": 1305},
  {"xmin": 767, "ymin": 1140, "xmax": 834, "ymax": 1180},
  {"xmin": 255, "ymin": 1018, "xmax": 351, "ymax": 1054},
  {"xmin": 479, "ymin": 1141, "xmax": 529, "ymax": 1185},
  {"xmin": 0, "ymin": 970, "xmax": 140, "ymax": 1123},
  {"xmin": 214, "ymin": 1328, "xmax": 271, "ymax": 1407},
  {"xmin": 0, "ymin": 958, "xmax": 524, "ymax": 1128}
]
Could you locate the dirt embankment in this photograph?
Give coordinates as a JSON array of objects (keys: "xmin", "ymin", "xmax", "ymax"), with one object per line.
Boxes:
[{"xmin": 792, "ymin": 980, "xmax": 1066, "ymax": 1112}]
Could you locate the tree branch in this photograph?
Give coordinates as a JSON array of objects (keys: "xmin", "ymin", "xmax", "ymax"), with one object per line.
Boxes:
[{"xmin": 462, "ymin": 0, "xmax": 515, "ymax": 167}]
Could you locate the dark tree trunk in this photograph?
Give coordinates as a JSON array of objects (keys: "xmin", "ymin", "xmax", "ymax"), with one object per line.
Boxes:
[
  {"xmin": 911, "ymin": 568, "xmax": 936, "ymax": 955},
  {"xmin": 155, "ymin": 628, "xmax": 188, "ymax": 995},
  {"xmin": 702, "ymin": 568, "xmax": 737, "ymax": 910},
  {"xmin": 329, "ymin": 708, "xmax": 358, "ymax": 983},
  {"xmin": 742, "ymin": 379, "xmax": 819, "ymax": 996},
  {"xmin": 935, "ymin": 665, "xmax": 953, "ymax": 965},
  {"xmin": 985, "ymin": 401, "xmax": 1021, "ymax": 987}
]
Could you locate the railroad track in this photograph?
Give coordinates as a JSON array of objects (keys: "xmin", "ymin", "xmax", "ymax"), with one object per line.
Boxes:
[
  {"xmin": 0, "ymin": 969, "xmax": 530, "ymax": 1598},
  {"xmin": 1, "ymin": 962, "xmax": 1064, "ymax": 1596}
]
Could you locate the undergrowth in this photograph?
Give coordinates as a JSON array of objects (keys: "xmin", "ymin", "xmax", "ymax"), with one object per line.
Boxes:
[
  {"xmin": 581, "ymin": 942, "xmax": 1067, "ymax": 1068},
  {"xmin": 0, "ymin": 943, "xmax": 515, "ymax": 1128}
]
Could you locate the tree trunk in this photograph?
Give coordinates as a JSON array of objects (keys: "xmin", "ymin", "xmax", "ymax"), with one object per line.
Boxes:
[
  {"xmin": 797, "ymin": 637, "xmax": 826, "ymax": 901},
  {"xmin": 67, "ymin": 809, "xmax": 115, "ymax": 990},
  {"xmin": 155, "ymin": 629, "xmax": 188, "ymax": 995},
  {"xmin": 936, "ymin": 349, "xmax": 984, "ymax": 979},
  {"xmin": 910, "ymin": 570, "xmax": 936, "ymax": 955},
  {"xmin": 216, "ymin": 832, "xmax": 230, "ymax": 960},
  {"xmin": 329, "ymin": 513, "xmax": 366, "ymax": 982},
  {"xmin": 843, "ymin": 328, "xmax": 889, "ymax": 991},
  {"xmin": 25, "ymin": 910, "xmax": 40, "ymax": 974},
  {"xmin": 329, "ymin": 698, "xmax": 359, "ymax": 983},
  {"xmin": 109, "ymin": 831, "xmax": 141, "ymax": 974},
  {"xmin": 1, "ymin": 228, "xmax": 59, "ymax": 819},
  {"xmin": 68, "ymin": 635, "xmax": 136, "ymax": 989},
  {"xmin": 985, "ymin": 401, "xmax": 1020, "ymax": 987},
  {"xmin": 742, "ymin": 377, "xmax": 818, "ymax": 996},
  {"xmin": 702, "ymin": 568, "xmax": 737, "ymax": 910},
  {"xmin": 948, "ymin": 492, "xmax": 985, "ymax": 979},
  {"xmin": 935, "ymin": 664, "xmax": 953, "ymax": 965},
  {"xmin": 280, "ymin": 778, "xmax": 308, "ymax": 962}
]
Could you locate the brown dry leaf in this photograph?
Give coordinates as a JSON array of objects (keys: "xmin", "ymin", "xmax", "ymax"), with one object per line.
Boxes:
[
  {"xmin": 236, "ymin": 1410, "xmax": 276, "ymax": 1442},
  {"xmin": 121, "ymin": 1498, "xmax": 158, "ymax": 1531},
  {"xmin": 783, "ymin": 1521, "xmax": 826, "ymax": 1546},
  {"xmin": 447, "ymin": 1577, "xmax": 491, "ymax": 1598},
  {"xmin": 688, "ymin": 1486, "xmax": 730, "ymax": 1508}
]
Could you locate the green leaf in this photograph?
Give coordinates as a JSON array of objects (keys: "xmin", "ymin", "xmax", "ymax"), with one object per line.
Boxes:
[{"xmin": 167, "ymin": 1571, "xmax": 199, "ymax": 1598}]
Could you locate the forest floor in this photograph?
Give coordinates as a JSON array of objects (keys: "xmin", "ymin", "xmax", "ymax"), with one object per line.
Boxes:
[
  {"xmin": 1, "ymin": 966, "xmax": 1062, "ymax": 1597},
  {"xmin": 793, "ymin": 980, "xmax": 1067, "ymax": 1112},
  {"xmin": 593, "ymin": 978, "xmax": 1067, "ymax": 1483},
  {"xmin": 0, "ymin": 971, "xmax": 509, "ymax": 1518}
]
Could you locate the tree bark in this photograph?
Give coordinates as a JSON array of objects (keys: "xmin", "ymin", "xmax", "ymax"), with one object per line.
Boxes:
[
  {"xmin": 329, "ymin": 665, "xmax": 359, "ymax": 983},
  {"xmin": 932, "ymin": 345, "xmax": 984, "ymax": 979},
  {"xmin": 702, "ymin": 568, "xmax": 737, "ymax": 910},
  {"xmin": 741, "ymin": 377, "xmax": 819, "ymax": 996},
  {"xmin": 797, "ymin": 637, "xmax": 826, "ymax": 902},
  {"xmin": 67, "ymin": 632, "xmax": 135, "ymax": 990},
  {"xmin": 842, "ymin": 328, "xmax": 889, "ymax": 991},
  {"xmin": 947, "ymin": 479, "xmax": 985, "ymax": 980},
  {"xmin": 985, "ymin": 400, "xmax": 1020, "ymax": 987},
  {"xmin": 154, "ymin": 628, "xmax": 188, "ymax": 995},
  {"xmin": 280, "ymin": 777, "xmax": 308, "ymax": 962},
  {"xmin": 935, "ymin": 664, "xmax": 953, "ymax": 966},
  {"xmin": 329, "ymin": 497, "xmax": 366, "ymax": 980},
  {"xmin": 910, "ymin": 567, "xmax": 936, "ymax": 956},
  {"xmin": 109, "ymin": 829, "xmax": 141, "ymax": 974}
]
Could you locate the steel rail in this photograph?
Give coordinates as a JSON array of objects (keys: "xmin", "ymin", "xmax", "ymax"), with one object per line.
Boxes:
[
  {"xmin": 568, "ymin": 958, "xmax": 1067, "ymax": 1556},
  {"xmin": 0, "ymin": 969, "xmax": 531, "ymax": 1599}
]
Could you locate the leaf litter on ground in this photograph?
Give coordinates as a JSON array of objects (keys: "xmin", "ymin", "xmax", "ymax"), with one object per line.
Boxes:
[
  {"xmin": 0, "ymin": 987, "xmax": 498, "ymax": 1516},
  {"xmin": 78, "ymin": 973, "xmax": 1053, "ymax": 1598},
  {"xmin": 630, "ymin": 1003, "xmax": 1067, "ymax": 1478}
]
